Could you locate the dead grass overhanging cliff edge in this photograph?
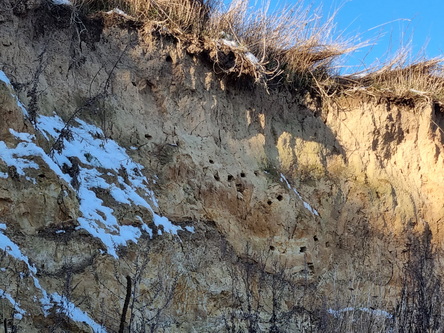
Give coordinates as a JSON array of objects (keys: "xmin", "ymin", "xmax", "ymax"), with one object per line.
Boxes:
[
  {"xmin": 60, "ymin": 0, "xmax": 444, "ymax": 102},
  {"xmin": 63, "ymin": 0, "xmax": 360, "ymax": 90}
]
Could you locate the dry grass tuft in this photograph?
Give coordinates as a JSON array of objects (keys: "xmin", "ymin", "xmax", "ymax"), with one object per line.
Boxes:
[
  {"xmin": 360, "ymin": 58, "xmax": 444, "ymax": 100},
  {"xmin": 127, "ymin": 0, "xmax": 212, "ymax": 34},
  {"xmin": 208, "ymin": 0, "xmax": 365, "ymax": 85},
  {"xmin": 326, "ymin": 45, "xmax": 444, "ymax": 101},
  {"xmin": 71, "ymin": 0, "xmax": 214, "ymax": 34}
]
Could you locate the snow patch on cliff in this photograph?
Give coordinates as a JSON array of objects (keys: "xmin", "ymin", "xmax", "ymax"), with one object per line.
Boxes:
[
  {"xmin": 9, "ymin": 129, "xmax": 35, "ymax": 142},
  {"xmin": 50, "ymin": 294, "xmax": 106, "ymax": 332},
  {"xmin": 327, "ymin": 306, "xmax": 393, "ymax": 319},
  {"xmin": 0, "ymin": 224, "xmax": 106, "ymax": 331},
  {"xmin": 0, "ymin": 71, "xmax": 11, "ymax": 85},
  {"xmin": 0, "ymin": 224, "xmax": 36, "ymax": 274},
  {"xmin": 0, "ymin": 70, "xmax": 189, "ymax": 259},
  {"xmin": 280, "ymin": 174, "xmax": 319, "ymax": 216},
  {"xmin": 219, "ymin": 36, "xmax": 260, "ymax": 66},
  {"xmin": 0, "ymin": 289, "xmax": 26, "ymax": 320},
  {"xmin": 0, "ymin": 224, "xmax": 106, "ymax": 333},
  {"xmin": 106, "ymin": 7, "xmax": 135, "ymax": 20},
  {"xmin": 36, "ymin": 114, "xmax": 186, "ymax": 256},
  {"xmin": 51, "ymin": 0, "xmax": 72, "ymax": 5},
  {"xmin": 0, "ymin": 131, "xmax": 70, "ymax": 183}
]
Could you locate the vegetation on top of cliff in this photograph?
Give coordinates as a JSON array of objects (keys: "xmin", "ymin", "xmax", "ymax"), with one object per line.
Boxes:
[
  {"xmin": 61, "ymin": 0, "xmax": 358, "ymax": 91},
  {"xmin": 334, "ymin": 55, "xmax": 444, "ymax": 103},
  {"xmin": 61, "ymin": 0, "xmax": 444, "ymax": 101}
]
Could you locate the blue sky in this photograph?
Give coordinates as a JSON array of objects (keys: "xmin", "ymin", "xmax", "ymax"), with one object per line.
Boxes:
[
  {"xmin": 314, "ymin": 0, "xmax": 444, "ymax": 72},
  {"xmin": 223, "ymin": 0, "xmax": 444, "ymax": 73}
]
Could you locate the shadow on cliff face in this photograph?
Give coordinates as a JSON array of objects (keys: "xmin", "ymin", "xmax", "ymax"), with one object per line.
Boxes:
[
  {"xmin": 433, "ymin": 102, "xmax": 444, "ymax": 139},
  {"xmin": 81, "ymin": 9, "xmax": 347, "ymax": 176},
  {"xmin": 223, "ymin": 80, "xmax": 346, "ymax": 168}
]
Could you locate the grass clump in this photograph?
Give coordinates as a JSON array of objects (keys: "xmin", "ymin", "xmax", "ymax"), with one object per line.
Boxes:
[
  {"xmin": 351, "ymin": 57, "xmax": 444, "ymax": 101},
  {"xmin": 71, "ymin": 0, "xmax": 216, "ymax": 34}
]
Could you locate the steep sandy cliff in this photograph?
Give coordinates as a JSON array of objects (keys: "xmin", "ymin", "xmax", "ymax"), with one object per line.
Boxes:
[{"xmin": 0, "ymin": 1, "xmax": 443, "ymax": 332}]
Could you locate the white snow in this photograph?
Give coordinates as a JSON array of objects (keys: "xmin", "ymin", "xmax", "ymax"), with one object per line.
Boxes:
[
  {"xmin": 0, "ymin": 289, "xmax": 26, "ymax": 319},
  {"xmin": 0, "ymin": 224, "xmax": 50, "ymax": 311},
  {"xmin": 0, "ymin": 70, "xmax": 28, "ymax": 117},
  {"xmin": 0, "ymin": 224, "xmax": 106, "ymax": 331},
  {"xmin": 51, "ymin": 0, "xmax": 72, "ymax": 5},
  {"xmin": 36, "ymin": 114, "xmax": 185, "ymax": 257},
  {"xmin": 280, "ymin": 174, "xmax": 320, "ymax": 216},
  {"xmin": 106, "ymin": 8, "xmax": 134, "ymax": 20},
  {"xmin": 245, "ymin": 52, "xmax": 259, "ymax": 65},
  {"xmin": 153, "ymin": 214, "xmax": 182, "ymax": 234},
  {"xmin": 139, "ymin": 217, "xmax": 153, "ymax": 238},
  {"xmin": 0, "ymin": 226, "xmax": 52, "ymax": 310},
  {"xmin": 0, "ymin": 140, "xmax": 70, "ymax": 183},
  {"xmin": 0, "ymin": 69, "xmax": 191, "ymax": 258},
  {"xmin": 221, "ymin": 39, "xmax": 239, "ymax": 48},
  {"xmin": 0, "ymin": 227, "xmax": 36, "ymax": 274},
  {"xmin": 302, "ymin": 201, "xmax": 319, "ymax": 216},
  {"xmin": 0, "ymin": 141, "xmax": 40, "ymax": 176},
  {"xmin": 185, "ymin": 226, "xmax": 195, "ymax": 233},
  {"xmin": 9, "ymin": 129, "xmax": 35, "ymax": 142},
  {"xmin": 0, "ymin": 68, "xmax": 193, "ymax": 324},
  {"xmin": 44, "ymin": 117, "xmax": 188, "ymax": 255},
  {"xmin": 50, "ymin": 293, "xmax": 107, "ymax": 333},
  {"xmin": 327, "ymin": 306, "xmax": 393, "ymax": 320},
  {"xmin": 106, "ymin": 8, "xmax": 126, "ymax": 16},
  {"xmin": 0, "ymin": 71, "xmax": 11, "ymax": 85},
  {"xmin": 218, "ymin": 39, "xmax": 260, "ymax": 66}
]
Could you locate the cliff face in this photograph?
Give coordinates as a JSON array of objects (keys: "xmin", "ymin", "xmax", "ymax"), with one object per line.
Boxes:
[{"xmin": 0, "ymin": 2, "xmax": 443, "ymax": 332}]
